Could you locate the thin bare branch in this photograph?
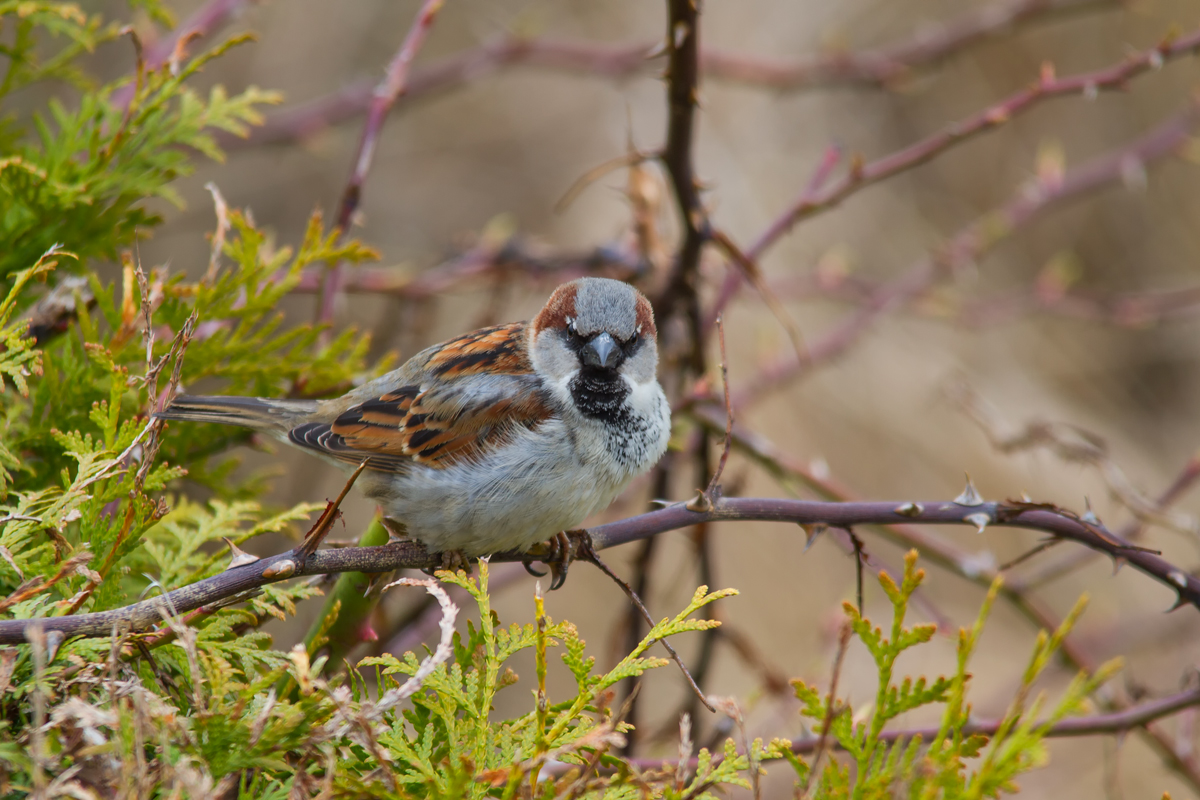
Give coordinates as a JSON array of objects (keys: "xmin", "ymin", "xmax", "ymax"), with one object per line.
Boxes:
[
  {"xmin": 317, "ymin": 0, "xmax": 448, "ymax": 330},
  {"xmin": 235, "ymin": 0, "xmax": 1120, "ymax": 148},
  {"xmin": 293, "ymin": 239, "xmax": 644, "ymax": 299},
  {"xmin": 735, "ymin": 99, "xmax": 1200, "ymax": 405},
  {"xmin": 748, "ymin": 26, "xmax": 1200, "ymax": 263},
  {"xmin": 6, "ymin": 493, "xmax": 1200, "ymax": 644}
]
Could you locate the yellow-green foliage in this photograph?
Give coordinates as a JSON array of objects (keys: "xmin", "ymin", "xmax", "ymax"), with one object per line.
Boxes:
[{"xmin": 779, "ymin": 552, "xmax": 1120, "ymax": 799}]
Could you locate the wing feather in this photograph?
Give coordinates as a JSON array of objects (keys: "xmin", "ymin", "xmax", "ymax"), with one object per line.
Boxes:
[{"xmin": 286, "ymin": 323, "xmax": 555, "ymax": 470}]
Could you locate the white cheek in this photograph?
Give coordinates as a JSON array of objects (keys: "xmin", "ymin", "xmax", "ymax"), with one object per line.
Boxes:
[{"xmin": 620, "ymin": 343, "xmax": 659, "ymax": 385}]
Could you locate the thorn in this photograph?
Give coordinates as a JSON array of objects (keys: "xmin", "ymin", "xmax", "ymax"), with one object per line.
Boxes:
[
  {"xmin": 954, "ymin": 474, "xmax": 985, "ymax": 507},
  {"xmin": 1169, "ymin": 569, "xmax": 1190, "ymax": 589},
  {"xmin": 223, "ymin": 537, "xmax": 260, "ymax": 569},
  {"xmin": 894, "ymin": 502, "xmax": 923, "ymax": 518},
  {"xmin": 1111, "ymin": 556, "xmax": 1127, "ymax": 575},
  {"xmin": 1081, "ymin": 496, "xmax": 1100, "ymax": 525},
  {"xmin": 45, "ymin": 630, "xmax": 65, "ymax": 663},
  {"xmin": 1021, "ymin": 491, "xmax": 1033, "ymax": 502},
  {"xmin": 1167, "ymin": 594, "xmax": 1189, "ymax": 613},
  {"xmin": 802, "ymin": 523, "xmax": 827, "ymax": 552},
  {"xmin": 651, "ymin": 498, "xmax": 675, "ymax": 508},
  {"xmin": 965, "ymin": 512, "xmax": 991, "ymax": 534},
  {"xmin": 685, "ymin": 490, "xmax": 714, "ymax": 513}
]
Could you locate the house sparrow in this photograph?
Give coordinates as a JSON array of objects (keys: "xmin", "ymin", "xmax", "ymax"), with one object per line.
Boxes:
[{"xmin": 157, "ymin": 277, "xmax": 671, "ymax": 586}]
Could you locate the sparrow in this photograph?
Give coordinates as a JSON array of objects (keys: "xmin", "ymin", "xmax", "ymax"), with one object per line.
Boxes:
[{"xmin": 157, "ymin": 277, "xmax": 671, "ymax": 587}]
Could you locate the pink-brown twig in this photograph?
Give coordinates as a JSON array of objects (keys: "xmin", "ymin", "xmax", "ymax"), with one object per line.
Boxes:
[
  {"xmin": 112, "ymin": 0, "xmax": 256, "ymax": 108},
  {"xmin": 747, "ymin": 26, "xmax": 1200, "ymax": 265},
  {"xmin": 734, "ymin": 98, "xmax": 1200, "ymax": 405},
  {"xmin": 234, "ymin": 0, "xmax": 1119, "ymax": 150},
  {"xmin": 316, "ymin": 0, "xmax": 448, "ymax": 330}
]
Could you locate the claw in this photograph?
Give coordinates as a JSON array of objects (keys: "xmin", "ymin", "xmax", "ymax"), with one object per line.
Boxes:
[
  {"xmin": 522, "ymin": 560, "xmax": 547, "ymax": 578},
  {"xmin": 422, "ymin": 549, "xmax": 470, "ymax": 577},
  {"xmin": 549, "ymin": 562, "xmax": 569, "ymax": 591},
  {"xmin": 441, "ymin": 549, "xmax": 470, "ymax": 574},
  {"xmin": 537, "ymin": 530, "xmax": 597, "ymax": 590}
]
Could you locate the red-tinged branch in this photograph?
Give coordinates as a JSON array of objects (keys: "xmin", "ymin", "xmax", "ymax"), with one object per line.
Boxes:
[
  {"xmin": 316, "ymin": 0, "xmax": 447, "ymax": 329},
  {"xmin": 701, "ymin": 0, "xmax": 1117, "ymax": 90},
  {"xmin": 230, "ymin": 38, "xmax": 655, "ymax": 149},
  {"xmin": 734, "ymin": 99, "xmax": 1200, "ymax": 405},
  {"xmin": 754, "ymin": 25, "xmax": 1200, "ymax": 256},
  {"xmin": 5, "ymin": 494, "xmax": 1200, "ymax": 645},
  {"xmin": 292, "ymin": 240, "xmax": 644, "ymax": 299},
  {"xmin": 712, "ymin": 25, "xmax": 1200, "ymax": 321},
  {"xmin": 233, "ymin": 0, "xmax": 1119, "ymax": 150},
  {"xmin": 112, "ymin": 0, "xmax": 257, "ymax": 108}
]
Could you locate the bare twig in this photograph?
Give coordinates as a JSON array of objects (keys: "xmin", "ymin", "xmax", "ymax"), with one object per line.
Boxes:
[
  {"xmin": 801, "ymin": 621, "xmax": 852, "ymax": 797},
  {"xmin": 693, "ymin": 316, "xmax": 734, "ymax": 508},
  {"xmin": 709, "ymin": 230, "xmax": 807, "ymax": 363},
  {"xmin": 747, "ymin": 26, "xmax": 1200, "ymax": 263},
  {"xmin": 706, "ymin": 146, "xmax": 839, "ymax": 335},
  {"xmin": 235, "ymin": 0, "xmax": 1119, "ymax": 149},
  {"xmin": 653, "ymin": 0, "xmax": 708, "ymax": 353},
  {"xmin": 1024, "ymin": 455, "xmax": 1200, "ymax": 588},
  {"xmin": 296, "ymin": 461, "xmax": 368, "ymax": 566},
  {"xmin": 293, "ymin": 238, "xmax": 644, "ymax": 299},
  {"xmin": 317, "ymin": 0, "xmax": 448, "ymax": 331},
  {"xmin": 585, "ymin": 546, "xmax": 715, "ymax": 713},
  {"xmin": 735, "ymin": 99, "xmax": 1200, "ymax": 404}
]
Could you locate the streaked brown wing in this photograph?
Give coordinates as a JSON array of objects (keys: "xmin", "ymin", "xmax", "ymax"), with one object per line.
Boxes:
[
  {"xmin": 287, "ymin": 325, "xmax": 553, "ymax": 470},
  {"xmin": 423, "ymin": 322, "xmax": 534, "ymax": 378}
]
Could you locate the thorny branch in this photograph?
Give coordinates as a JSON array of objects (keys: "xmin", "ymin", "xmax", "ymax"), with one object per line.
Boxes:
[
  {"xmin": 735, "ymin": 98, "xmax": 1200, "ymax": 405},
  {"xmin": 5, "ymin": 493, "xmax": 1200, "ymax": 645},
  {"xmin": 753, "ymin": 26, "xmax": 1200, "ymax": 258},
  {"xmin": 316, "ymin": 0, "xmax": 447, "ymax": 330},
  {"xmin": 687, "ymin": 404, "xmax": 1200, "ymax": 791},
  {"xmin": 233, "ymin": 0, "xmax": 1119, "ymax": 149},
  {"xmin": 713, "ymin": 24, "xmax": 1200, "ymax": 321}
]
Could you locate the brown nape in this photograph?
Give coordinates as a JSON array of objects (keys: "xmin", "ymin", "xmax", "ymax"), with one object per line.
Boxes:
[{"xmin": 532, "ymin": 281, "xmax": 579, "ymax": 333}]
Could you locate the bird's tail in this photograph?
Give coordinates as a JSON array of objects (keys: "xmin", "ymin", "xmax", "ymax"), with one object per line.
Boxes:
[{"xmin": 155, "ymin": 395, "xmax": 318, "ymax": 434}]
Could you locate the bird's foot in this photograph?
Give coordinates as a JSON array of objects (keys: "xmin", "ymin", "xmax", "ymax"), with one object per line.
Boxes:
[
  {"xmin": 422, "ymin": 548, "xmax": 471, "ymax": 578},
  {"xmin": 525, "ymin": 530, "xmax": 595, "ymax": 590}
]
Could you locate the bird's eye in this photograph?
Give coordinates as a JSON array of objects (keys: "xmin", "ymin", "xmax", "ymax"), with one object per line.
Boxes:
[{"xmin": 564, "ymin": 322, "xmax": 586, "ymax": 346}]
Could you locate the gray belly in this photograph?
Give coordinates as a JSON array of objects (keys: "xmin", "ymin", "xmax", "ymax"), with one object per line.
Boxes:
[{"xmin": 358, "ymin": 421, "xmax": 628, "ymax": 555}]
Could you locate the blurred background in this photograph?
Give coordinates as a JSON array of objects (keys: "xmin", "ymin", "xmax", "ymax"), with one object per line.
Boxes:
[{"xmin": 94, "ymin": 0, "xmax": 1200, "ymax": 795}]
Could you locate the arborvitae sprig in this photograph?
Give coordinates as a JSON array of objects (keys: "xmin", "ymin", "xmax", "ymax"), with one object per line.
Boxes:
[{"xmin": 780, "ymin": 550, "xmax": 1120, "ymax": 798}]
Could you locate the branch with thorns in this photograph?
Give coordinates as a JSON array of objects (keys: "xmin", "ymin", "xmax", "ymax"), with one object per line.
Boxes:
[{"xmin": 232, "ymin": 0, "xmax": 1120, "ymax": 149}]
